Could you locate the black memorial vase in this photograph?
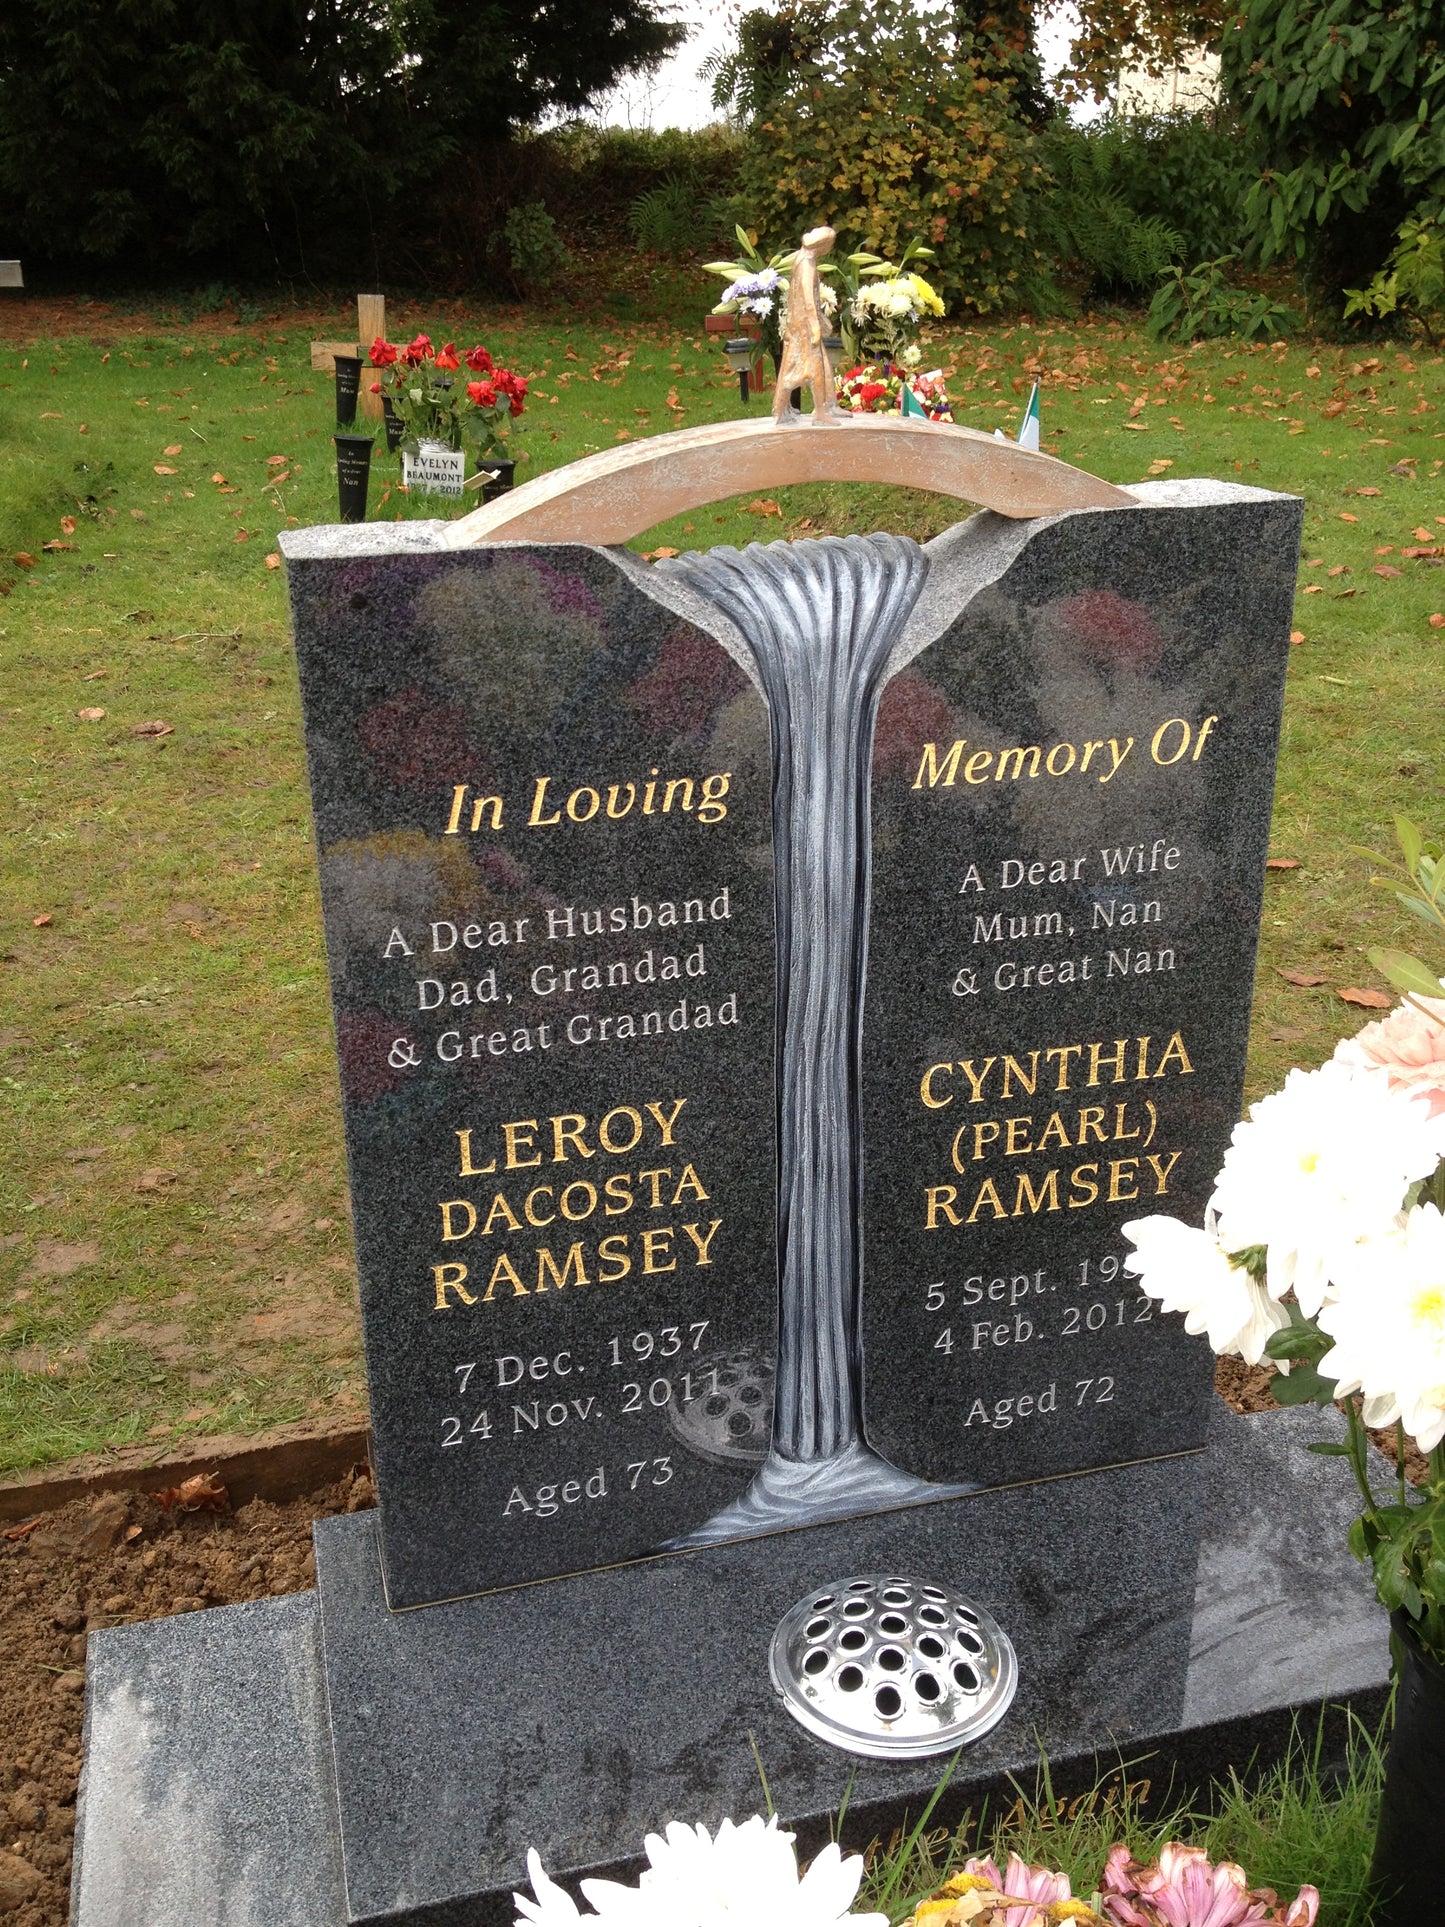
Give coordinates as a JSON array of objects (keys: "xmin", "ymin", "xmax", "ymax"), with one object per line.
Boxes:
[{"xmin": 1370, "ymin": 1611, "xmax": 1445, "ymax": 1923}]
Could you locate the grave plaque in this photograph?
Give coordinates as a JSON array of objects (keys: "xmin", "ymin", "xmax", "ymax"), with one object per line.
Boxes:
[
  {"xmin": 860, "ymin": 486, "xmax": 1303, "ymax": 1488},
  {"xmin": 283, "ymin": 533, "xmax": 778, "ymax": 1606}
]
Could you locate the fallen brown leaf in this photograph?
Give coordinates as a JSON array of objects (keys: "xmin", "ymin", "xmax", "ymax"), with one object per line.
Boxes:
[
  {"xmin": 131, "ymin": 720, "xmax": 174, "ymax": 738},
  {"xmin": 76, "ymin": 706, "xmax": 107, "ymax": 722},
  {"xmin": 1321, "ymin": 399, "xmax": 1346, "ymax": 418},
  {"xmin": 1, "ymin": 1517, "xmax": 43, "ymax": 1541},
  {"xmin": 1302, "ymin": 583, "xmax": 1324, "ymax": 594},
  {"xmin": 32, "ymin": 913, "xmax": 53, "ymax": 927},
  {"xmin": 153, "ymin": 1473, "xmax": 229, "ymax": 1514},
  {"xmin": 1265, "ymin": 857, "xmax": 1301, "ymax": 870},
  {"xmin": 1372, "ymin": 565, "xmax": 1402, "ymax": 578},
  {"xmin": 1327, "ymin": 564, "xmax": 1349, "ymax": 577},
  {"xmin": 136, "ymin": 1168, "xmax": 181, "ymax": 1192},
  {"xmin": 1278, "ymin": 966, "xmax": 1327, "ymax": 987},
  {"xmin": 1339, "ymin": 986, "xmax": 1391, "ymax": 1010},
  {"xmin": 82, "ymin": 668, "xmax": 107, "ymax": 680},
  {"xmin": 1338, "ymin": 512, "xmax": 1358, "ymax": 522},
  {"xmin": 210, "ymin": 471, "xmax": 227, "ymax": 484},
  {"xmin": 266, "ymin": 454, "xmax": 288, "ymax": 467},
  {"xmin": 1146, "ymin": 458, "xmax": 1174, "ymax": 475},
  {"xmin": 1415, "ymin": 526, "xmax": 1435, "ymax": 542},
  {"xmin": 264, "ymin": 552, "xmax": 281, "ymax": 570},
  {"xmin": 60, "ymin": 514, "xmax": 76, "ymax": 535},
  {"xmin": 746, "ymin": 498, "xmax": 783, "ymax": 516},
  {"xmin": 13, "ymin": 551, "xmax": 35, "ymax": 568},
  {"xmin": 644, "ymin": 547, "xmax": 680, "ymax": 561},
  {"xmin": 1356, "ymin": 485, "xmax": 1382, "ymax": 497},
  {"xmin": 153, "ymin": 464, "xmax": 177, "ymax": 476},
  {"xmin": 1289, "ymin": 629, "xmax": 1305, "ymax": 644},
  {"xmin": 42, "ymin": 540, "xmax": 76, "ymax": 553},
  {"xmin": 1430, "ymin": 613, "xmax": 1445, "ymax": 629}
]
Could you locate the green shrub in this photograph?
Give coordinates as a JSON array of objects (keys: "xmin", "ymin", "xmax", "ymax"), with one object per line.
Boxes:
[
  {"xmin": 1223, "ymin": 0, "xmax": 1445, "ymax": 297},
  {"xmin": 501, "ymin": 203, "xmax": 569, "ymax": 290},
  {"xmin": 1035, "ymin": 127, "xmax": 1183, "ymax": 293},
  {"xmin": 1148, "ymin": 254, "xmax": 1300, "ymax": 340},
  {"xmin": 435, "ymin": 125, "xmax": 741, "ymax": 280},
  {"xmin": 1036, "ymin": 112, "xmax": 1255, "ymax": 290},
  {"xmin": 740, "ymin": 0, "xmax": 1044, "ymax": 314},
  {"xmin": 1344, "ymin": 214, "xmax": 1445, "ymax": 343}
]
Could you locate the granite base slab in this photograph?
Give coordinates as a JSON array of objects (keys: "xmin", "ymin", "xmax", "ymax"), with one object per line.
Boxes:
[
  {"xmin": 71, "ymin": 1405, "xmax": 1387, "ymax": 1927},
  {"xmin": 71, "ymin": 1591, "xmax": 343, "ymax": 1927}
]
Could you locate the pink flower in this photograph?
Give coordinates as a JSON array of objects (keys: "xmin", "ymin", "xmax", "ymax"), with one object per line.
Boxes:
[
  {"xmin": 1334, "ymin": 985, "xmax": 1445, "ymax": 1117},
  {"xmin": 1101, "ymin": 1844, "xmax": 1319, "ymax": 1927},
  {"xmin": 962, "ymin": 1852, "xmax": 1071, "ymax": 1927}
]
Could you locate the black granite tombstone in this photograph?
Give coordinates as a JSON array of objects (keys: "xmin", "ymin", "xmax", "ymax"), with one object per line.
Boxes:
[
  {"xmin": 284, "ymin": 535, "xmax": 778, "ymax": 1606},
  {"xmin": 73, "ymin": 488, "xmax": 1368, "ymax": 1927},
  {"xmin": 861, "ymin": 490, "xmax": 1301, "ymax": 1488}
]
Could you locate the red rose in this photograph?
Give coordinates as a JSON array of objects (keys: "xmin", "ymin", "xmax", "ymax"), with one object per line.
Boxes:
[
  {"xmin": 464, "ymin": 345, "xmax": 494, "ymax": 374},
  {"xmin": 467, "ymin": 379, "xmax": 498, "ymax": 408},
  {"xmin": 369, "ymin": 336, "xmax": 397, "ymax": 368},
  {"xmin": 401, "ymin": 333, "xmax": 433, "ymax": 365},
  {"xmin": 369, "ymin": 380, "xmax": 381, "ymax": 394},
  {"xmin": 434, "ymin": 341, "xmax": 460, "ymax": 371}
]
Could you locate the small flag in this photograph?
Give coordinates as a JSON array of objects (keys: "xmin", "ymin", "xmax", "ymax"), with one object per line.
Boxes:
[
  {"xmin": 1017, "ymin": 381, "xmax": 1041, "ymax": 452},
  {"xmin": 900, "ymin": 383, "xmax": 927, "ymax": 419}
]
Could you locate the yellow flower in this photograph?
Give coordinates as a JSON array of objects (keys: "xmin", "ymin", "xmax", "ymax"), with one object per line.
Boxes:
[{"xmin": 906, "ymin": 272, "xmax": 945, "ymax": 315}]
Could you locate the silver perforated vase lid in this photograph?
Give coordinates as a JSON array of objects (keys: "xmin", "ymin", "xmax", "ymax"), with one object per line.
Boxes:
[{"xmin": 769, "ymin": 1574, "xmax": 1018, "ymax": 1760}]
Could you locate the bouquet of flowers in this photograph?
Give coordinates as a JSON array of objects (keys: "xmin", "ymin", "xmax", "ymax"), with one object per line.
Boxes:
[
  {"xmin": 368, "ymin": 334, "xmax": 527, "ymax": 461},
  {"xmin": 836, "ymin": 359, "xmax": 954, "ymax": 421},
  {"xmin": 849, "ymin": 270, "xmax": 945, "ymax": 364},
  {"xmin": 901, "ymin": 1844, "xmax": 1317, "ymax": 1926},
  {"xmin": 704, "ymin": 230, "xmax": 793, "ymax": 366},
  {"xmin": 1123, "ymin": 816, "xmax": 1445, "ymax": 1663},
  {"xmin": 514, "ymin": 1814, "xmax": 886, "ymax": 1925},
  {"xmin": 704, "ymin": 227, "xmax": 838, "ymax": 366}
]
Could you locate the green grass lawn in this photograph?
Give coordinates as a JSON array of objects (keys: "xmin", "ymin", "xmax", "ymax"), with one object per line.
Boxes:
[{"xmin": 1, "ymin": 290, "xmax": 1441, "ymax": 1474}]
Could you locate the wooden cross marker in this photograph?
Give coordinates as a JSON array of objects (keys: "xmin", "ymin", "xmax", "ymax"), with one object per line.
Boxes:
[{"xmin": 311, "ymin": 294, "xmax": 385, "ymax": 419}]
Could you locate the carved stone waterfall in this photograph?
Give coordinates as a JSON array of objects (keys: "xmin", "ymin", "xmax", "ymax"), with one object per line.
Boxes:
[{"xmin": 660, "ymin": 534, "xmax": 968, "ymax": 1540}]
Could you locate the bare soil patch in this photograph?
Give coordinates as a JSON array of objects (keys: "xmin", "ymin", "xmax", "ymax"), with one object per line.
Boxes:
[{"xmin": 0, "ymin": 1466, "xmax": 374, "ymax": 1927}]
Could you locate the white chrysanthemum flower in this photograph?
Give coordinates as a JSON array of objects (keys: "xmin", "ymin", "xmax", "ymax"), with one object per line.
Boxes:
[
  {"xmin": 1121, "ymin": 1215, "xmax": 1289, "ymax": 1362},
  {"xmin": 515, "ymin": 1848, "xmax": 587, "ymax": 1926},
  {"xmin": 1318, "ymin": 1204, "xmax": 1445, "ymax": 1452},
  {"xmin": 514, "ymin": 1818, "xmax": 886, "ymax": 1927},
  {"xmin": 1207, "ymin": 1061, "xmax": 1445, "ymax": 1316}
]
